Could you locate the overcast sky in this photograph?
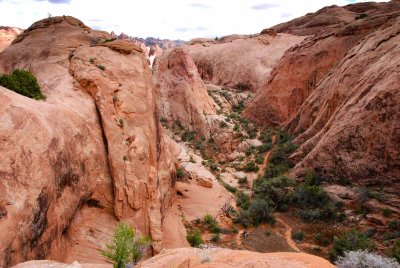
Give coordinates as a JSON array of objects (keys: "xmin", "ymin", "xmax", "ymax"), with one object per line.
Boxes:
[{"xmin": 0, "ymin": 0, "xmax": 389, "ymax": 40}]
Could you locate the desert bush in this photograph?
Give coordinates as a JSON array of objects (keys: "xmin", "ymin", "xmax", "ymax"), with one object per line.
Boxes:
[
  {"xmin": 100, "ymin": 222, "xmax": 151, "ymax": 268},
  {"xmin": 335, "ymin": 250, "xmax": 399, "ymax": 268},
  {"xmin": 176, "ymin": 167, "xmax": 185, "ymax": 181},
  {"xmin": 203, "ymin": 214, "xmax": 220, "ymax": 234},
  {"xmin": 292, "ymin": 231, "xmax": 305, "ymax": 242},
  {"xmin": 187, "ymin": 229, "xmax": 203, "ymax": 247},
  {"xmin": 243, "ymin": 161, "xmax": 259, "ymax": 172},
  {"xmin": 222, "ymin": 182, "xmax": 237, "ymax": 193},
  {"xmin": 97, "ymin": 64, "xmax": 106, "ymax": 71},
  {"xmin": 330, "ymin": 229, "xmax": 374, "ymax": 261},
  {"xmin": 255, "ymin": 155, "xmax": 264, "ymax": 164},
  {"xmin": 253, "ymin": 175, "xmax": 294, "ymax": 211},
  {"xmin": 247, "ymin": 198, "xmax": 275, "ymax": 226},
  {"xmin": 257, "ymin": 143, "xmax": 272, "ymax": 153},
  {"xmin": 236, "ymin": 191, "xmax": 251, "ymax": 210},
  {"xmin": 0, "ymin": 69, "xmax": 45, "ymax": 100},
  {"xmin": 294, "ymin": 184, "xmax": 330, "ymax": 208},
  {"xmin": 181, "ymin": 130, "xmax": 196, "ymax": 142}
]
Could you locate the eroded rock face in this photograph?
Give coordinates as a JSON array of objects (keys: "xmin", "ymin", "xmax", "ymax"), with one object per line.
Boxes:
[
  {"xmin": 286, "ymin": 16, "xmax": 400, "ymax": 188},
  {"xmin": 184, "ymin": 34, "xmax": 304, "ymax": 92},
  {"xmin": 243, "ymin": 5, "xmax": 400, "ymax": 127},
  {"xmin": 153, "ymin": 47, "xmax": 216, "ymax": 137},
  {"xmin": 0, "ymin": 16, "xmax": 181, "ymax": 266},
  {"xmin": 0, "ymin": 26, "xmax": 23, "ymax": 52},
  {"xmin": 272, "ymin": 0, "xmax": 400, "ymax": 36}
]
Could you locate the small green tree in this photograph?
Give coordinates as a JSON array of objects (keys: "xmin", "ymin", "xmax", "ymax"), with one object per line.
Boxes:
[{"xmin": 100, "ymin": 222, "xmax": 151, "ymax": 268}]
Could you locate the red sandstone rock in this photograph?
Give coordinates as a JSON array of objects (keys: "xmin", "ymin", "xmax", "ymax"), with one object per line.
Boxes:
[
  {"xmin": 153, "ymin": 47, "xmax": 216, "ymax": 137},
  {"xmin": 184, "ymin": 33, "xmax": 304, "ymax": 92},
  {"xmin": 0, "ymin": 16, "xmax": 186, "ymax": 266}
]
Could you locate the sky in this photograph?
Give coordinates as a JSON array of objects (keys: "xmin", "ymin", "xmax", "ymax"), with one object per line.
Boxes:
[{"xmin": 0, "ymin": 0, "xmax": 390, "ymax": 40}]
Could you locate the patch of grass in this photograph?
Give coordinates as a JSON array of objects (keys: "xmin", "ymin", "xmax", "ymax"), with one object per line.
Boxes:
[
  {"xmin": 0, "ymin": 69, "xmax": 45, "ymax": 100},
  {"xmin": 236, "ymin": 191, "xmax": 251, "ymax": 210}
]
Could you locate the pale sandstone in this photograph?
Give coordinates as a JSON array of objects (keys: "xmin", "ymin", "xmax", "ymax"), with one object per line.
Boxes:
[
  {"xmin": 185, "ymin": 34, "xmax": 305, "ymax": 92},
  {"xmin": 153, "ymin": 47, "xmax": 216, "ymax": 137}
]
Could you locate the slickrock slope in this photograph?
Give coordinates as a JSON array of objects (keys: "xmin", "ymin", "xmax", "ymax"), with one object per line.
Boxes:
[
  {"xmin": 0, "ymin": 16, "xmax": 184, "ymax": 267},
  {"xmin": 185, "ymin": 33, "xmax": 305, "ymax": 92},
  {"xmin": 272, "ymin": 0, "xmax": 400, "ymax": 36},
  {"xmin": 153, "ymin": 47, "xmax": 216, "ymax": 137},
  {"xmin": 287, "ymin": 15, "xmax": 400, "ymax": 187},
  {"xmin": 0, "ymin": 26, "xmax": 22, "ymax": 52},
  {"xmin": 12, "ymin": 249, "xmax": 335, "ymax": 268},
  {"xmin": 244, "ymin": 2, "xmax": 400, "ymax": 127},
  {"xmin": 137, "ymin": 248, "xmax": 335, "ymax": 268}
]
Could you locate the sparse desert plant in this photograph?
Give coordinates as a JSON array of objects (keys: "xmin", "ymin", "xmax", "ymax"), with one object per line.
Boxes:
[
  {"xmin": 176, "ymin": 167, "xmax": 185, "ymax": 181},
  {"xmin": 335, "ymin": 250, "xmax": 399, "ymax": 268},
  {"xmin": 100, "ymin": 222, "xmax": 151, "ymax": 268},
  {"xmin": 97, "ymin": 64, "xmax": 106, "ymax": 71},
  {"xmin": 0, "ymin": 69, "xmax": 45, "ymax": 100},
  {"xmin": 89, "ymin": 57, "xmax": 96, "ymax": 63},
  {"xmin": 236, "ymin": 191, "xmax": 251, "ymax": 210},
  {"xmin": 187, "ymin": 229, "xmax": 203, "ymax": 247}
]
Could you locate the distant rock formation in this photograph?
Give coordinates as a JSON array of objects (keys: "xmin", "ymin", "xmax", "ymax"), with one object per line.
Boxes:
[
  {"xmin": 0, "ymin": 26, "xmax": 23, "ymax": 52},
  {"xmin": 153, "ymin": 47, "xmax": 216, "ymax": 137},
  {"xmin": 272, "ymin": 0, "xmax": 400, "ymax": 35},
  {"xmin": 184, "ymin": 33, "xmax": 304, "ymax": 92}
]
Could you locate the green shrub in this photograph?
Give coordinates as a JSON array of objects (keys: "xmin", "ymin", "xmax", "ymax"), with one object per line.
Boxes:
[
  {"xmin": 100, "ymin": 222, "xmax": 151, "ymax": 268},
  {"xmin": 382, "ymin": 207, "xmax": 393, "ymax": 217},
  {"xmin": 89, "ymin": 57, "xmax": 96, "ymax": 63},
  {"xmin": 315, "ymin": 233, "xmax": 330, "ymax": 246},
  {"xmin": 247, "ymin": 198, "xmax": 275, "ymax": 226},
  {"xmin": 181, "ymin": 130, "xmax": 196, "ymax": 142},
  {"xmin": 219, "ymin": 121, "xmax": 228, "ymax": 128},
  {"xmin": 292, "ymin": 231, "xmax": 305, "ymax": 242},
  {"xmin": 0, "ymin": 69, "xmax": 45, "ymax": 100},
  {"xmin": 243, "ymin": 161, "xmax": 259, "ymax": 172},
  {"xmin": 253, "ymin": 176, "xmax": 294, "ymax": 211},
  {"xmin": 203, "ymin": 214, "xmax": 220, "ymax": 234},
  {"xmin": 255, "ymin": 155, "xmax": 264, "ymax": 164},
  {"xmin": 236, "ymin": 191, "xmax": 251, "ymax": 210},
  {"xmin": 264, "ymin": 163, "xmax": 290, "ymax": 179},
  {"xmin": 97, "ymin": 64, "xmax": 106, "ymax": 71},
  {"xmin": 329, "ymin": 229, "xmax": 374, "ymax": 261},
  {"xmin": 187, "ymin": 229, "xmax": 203, "ymax": 247},
  {"xmin": 222, "ymin": 182, "xmax": 237, "ymax": 194},
  {"xmin": 257, "ymin": 143, "xmax": 272, "ymax": 153},
  {"xmin": 294, "ymin": 184, "xmax": 330, "ymax": 208}
]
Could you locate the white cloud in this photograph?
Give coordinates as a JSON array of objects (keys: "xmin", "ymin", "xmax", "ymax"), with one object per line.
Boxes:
[{"xmin": 0, "ymin": 0, "xmax": 390, "ymax": 40}]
